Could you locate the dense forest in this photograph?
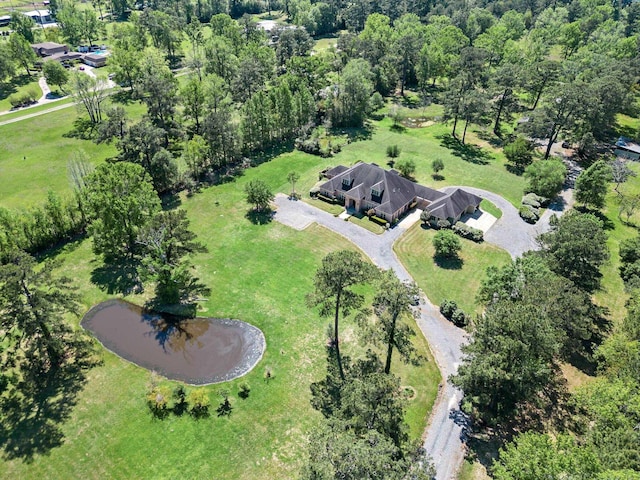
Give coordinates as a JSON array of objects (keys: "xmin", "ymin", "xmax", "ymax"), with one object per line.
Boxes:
[{"xmin": 1, "ymin": 0, "xmax": 640, "ymax": 478}]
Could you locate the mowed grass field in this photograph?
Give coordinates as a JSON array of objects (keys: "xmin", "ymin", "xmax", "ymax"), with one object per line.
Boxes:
[
  {"xmin": 395, "ymin": 223, "xmax": 512, "ymax": 315},
  {"xmin": 0, "ymin": 100, "xmax": 145, "ymax": 209},
  {"xmin": 0, "ymin": 116, "xmax": 442, "ymax": 478}
]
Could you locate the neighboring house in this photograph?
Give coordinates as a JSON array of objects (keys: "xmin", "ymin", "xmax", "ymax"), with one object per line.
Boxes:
[
  {"xmin": 32, "ymin": 42, "xmax": 68, "ymax": 57},
  {"xmin": 0, "ymin": 15, "xmax": 11, "ymax": 27},
  {"xmin": 23, "ymin": 9, "xmax": 55, "ymax": 25},
  {"xmin": 317, "ymin": 162, "xmax": 482, "ymax": 224},
  {"xmin": 615, "ymin": 137, "xmax": 640, "ymax": 161},
  {"xmin": 82, "ymin": 53, "xmax": 107, "ymax": 68}
]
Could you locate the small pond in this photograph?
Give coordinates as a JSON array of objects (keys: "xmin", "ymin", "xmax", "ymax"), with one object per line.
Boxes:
[{"xmin": 81, "ymin": 299, "xmax": 266, "ymax": 385}]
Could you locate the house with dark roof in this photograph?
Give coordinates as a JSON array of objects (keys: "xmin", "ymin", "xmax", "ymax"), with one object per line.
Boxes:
[{"xmin": 317, "ymin": 162, "xmax": 482, "ymax": 224}]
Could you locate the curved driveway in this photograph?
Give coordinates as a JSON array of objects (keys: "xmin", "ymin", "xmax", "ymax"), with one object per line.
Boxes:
[
  {"xmin": 444, "ymin": 186, "xmax": 573, "ymax": 259},
  {"xmin": 274, "ymin": 183, "xmax": 573, "ymax": 478},
  {"xmin": 274, "ymin": 194, "xmax": 468, "ymax": 479}
]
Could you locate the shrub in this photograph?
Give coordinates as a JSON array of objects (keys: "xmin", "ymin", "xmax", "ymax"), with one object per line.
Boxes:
[
  {"xmin": 173, "ymin": 385, "xmax": 188, "ymax": 415},
  {"xmin": 296, "ymin": 137, "xmax": 322, "ymax": 155},
  {"xmin": 396, "ymin": 158, "xmax": 416, "ymax": 178},
  {"xmin": 452, "ymin": 222, "xmax": 483, "ymax": 242},
  {"xmin": 432, "ymin": 158, "xmax": 444, "ymax": 175},
  {"xmin": 440, "ymin": 299, "xmax": 468, "ymax": 327},
  {"xmin": 420, "ymin": 210, "xmax": 431, "ymax": 225},
  {"xmin": 216, "ymin": 390, "xmax": 233, "ymax": 417},
  {"xmin": 436, "ymin": 219, "xmax": 451, "ymax": 229},
  {"xmin": 386, "ymin": 144, "xmax": 401, "ymax": 158},
  {"xmin": 519, "ymin": 205, "xmax": 539, "ymax": 223},
  {"xmin": 522, "ymin": 192, "xmax": 547, "ymax": 208},
  {"xmin": 369, "ymin": 92, "xmax": 384, "ymax": 112},
  {"xmin": 504, "ymin": 136, "xmax": 533, "ymax": 169},
  {"xmin": 370, "ymin": 215, "xmax": 387, "ymax": 226},
  {"xmin": 187, "ymin": 388, "xmax": 211, "ymax": 418},
  {"xmin": 440, "ymin": 299, "xmax": 458, "ymax": 319},
  {"xmin": 238, "ymin": 383, "xmax": 251, "ymax": 399},
  {"xmin": 147, "ymin": 385, "xmax": 172, "ymax": 419},
  {"xmin": 451, "ymin": 308, "xmax": 468, "ymax": 328}
]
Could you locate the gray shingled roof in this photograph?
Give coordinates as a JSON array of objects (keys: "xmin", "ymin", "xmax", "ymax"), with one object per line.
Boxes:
[
  {"xmin": 319, "ymin": 163, "xmax": 481, "ymax": 220},
  {"xmin": 427, "ymin": 189, "xmax": 482, "ymax": 220}
]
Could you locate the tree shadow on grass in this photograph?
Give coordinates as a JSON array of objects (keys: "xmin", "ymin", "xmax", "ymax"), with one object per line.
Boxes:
[
  {"xmin": 63, "ymin": 117, "xmax": 97, "ymax": 140},
  {"xmin": 329, "ymin": 124, "xmax": 374, "ymax": 143},
  {"xmin": 476, "ymin": 130, "xmax": 505, "ymax": 149},
  {"xmin": 437, "ymin": 134, "xmax": 491, "ymax": 165},
  {"xmin": 505, "ymin": 164, "xmax": 525, "ymax": 176},
  {"xmin": 0, "ymin": 74, "xmax": 34, "ymax": 103},
  {"xmin": 110, "ymin": 89, "xmax": 135, "ymax": 105},
  {"xmin": 90, "ymin": 257, "xmax": 143, "ymax": 295},
  {"xmin": 432, "ymin": 173, "xmax": 445, "ymax": 181},
  {"xmin": 245, "ymin": 208, "xmax": 274, "ymax": 225},
  {"xmin": 0, "ymin": 337, "xmax": 101, "ymax": 462},
  {"xmin": 574, "ymin": 206, "xmax": 615, "ymax": 230},
  {"xmin": 434, "ymin": 254, "xmax": 463, "ymax": 270}
]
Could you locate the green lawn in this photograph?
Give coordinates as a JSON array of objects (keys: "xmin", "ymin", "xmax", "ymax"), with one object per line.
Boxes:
[
  {"xmin": 0, "ymin": 99, "xmax": 145, "ymax": 209},
  {"xmin": 333, "ymin": 118, "xmax": 526, "ymax": 207},
  {"xmin": 395, "ymin": 223, "xmax": 512, "ymax": 315},
  {"xmin": 593, "ymin": 162, "xmax": 640, "ymax": 322},
  {"xmin": 313, "ymin": 35, "xmax": 339, "ymax": 52},
  {"xmin": 0, "ymin": 145, "xmax": 440, "ymax": 479},
  {"xmin": 0, "ymin": 96, "xmax": 75, "ymax": 121},
  {"xmin": 0, "ymin": 74, "xmax": 42, "ymax": 113}
]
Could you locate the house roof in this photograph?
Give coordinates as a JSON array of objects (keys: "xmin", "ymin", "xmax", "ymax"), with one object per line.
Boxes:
[
  {"xmin": 320, "ymin": 162, "xmax": 443, "ymax": 216},
  {"xmin": 324, "ymin": 165, "xmax": 349, "ymax": 178},
  {"xmin": 32, "ymin": 42, "xmax": 66, "ymax": 50},
  {"xmin": 319, "ymin": 162, "xmax": 482, "ymax": 220},
  {"xmin": 427, "ymin": 189, "xmax": 482, "ymax": 220}
]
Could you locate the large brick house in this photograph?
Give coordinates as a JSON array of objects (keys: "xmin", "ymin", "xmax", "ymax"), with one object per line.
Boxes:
[{"xmin": 317, "ymin": 162, "xmax": 482, "ymax": 224}]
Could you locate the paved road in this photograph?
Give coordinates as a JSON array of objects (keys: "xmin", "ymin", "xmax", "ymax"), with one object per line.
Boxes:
[{"xmin": 273, "ymin": 194, "xmax": 468, "ymax": 479}]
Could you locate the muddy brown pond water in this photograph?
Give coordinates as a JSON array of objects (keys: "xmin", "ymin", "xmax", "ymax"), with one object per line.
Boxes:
[{"xmin": 81, "ymin": 299, "xmax": 266, "ymax": 385}]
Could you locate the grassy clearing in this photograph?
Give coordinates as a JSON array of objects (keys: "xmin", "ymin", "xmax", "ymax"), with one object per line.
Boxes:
[
  {"xmin": 0, "ymin": 141, "xmax": 439, "ymax": 479},
  {"xmin": 594, "ymin": 162, "xmax": 640, "ymax": 322},
  {"xmin": 395, "ymin": 223, "xmax": 511, "ymax": 315},
  {"xmin": 0, "ymin": 97, "xmax": 75, "ymax": 120},
  {"xmin": 313, "ymin": 35, "xmax": 339, "ymax": 52}
]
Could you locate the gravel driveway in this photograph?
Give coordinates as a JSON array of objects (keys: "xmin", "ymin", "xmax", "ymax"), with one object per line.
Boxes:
[
  {"xmin": 274, "ymin": 181, "xmax": 575, "ymax": 478},
  {"xmin": 274, "ymin": 194, "xmax": 468, "ymax": 479}
]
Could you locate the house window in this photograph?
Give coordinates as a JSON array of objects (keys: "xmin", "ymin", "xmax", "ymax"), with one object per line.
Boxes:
[
  {"xmin": 342, "ymin": 178, "xmax": 351, "ymax": 187},
  {"xmin": 371, "ymin": 188, "xmax": 381, "ymax": 197}
]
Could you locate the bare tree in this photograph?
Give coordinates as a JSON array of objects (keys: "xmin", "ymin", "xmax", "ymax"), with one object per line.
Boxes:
[{"xmin": 69, "ymin": 72, "xmax": 110, "ymax": 124}]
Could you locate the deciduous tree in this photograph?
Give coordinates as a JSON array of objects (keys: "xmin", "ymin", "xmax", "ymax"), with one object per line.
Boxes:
[{"xmin": 84, "ymin": 162, "xmax": 160, "ymax": 260}]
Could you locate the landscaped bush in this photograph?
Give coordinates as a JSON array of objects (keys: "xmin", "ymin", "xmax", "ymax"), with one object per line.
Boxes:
[
  {"xmin": 187, "ymin": 388, "xmax": 211, "ymax": 418},
  {"xmin": 440, "ymin": 299, "xmax": 468, "ymax": 327},
  {"xmin": 452, "ymin": 222, "xmax": 483, "ymax": 242},
  {"xmin": 386, "ymin": 144, "xmax": 401, "ymax": 158},
  {"xmin": 238, "ymin": 383, "xmax": 251, "ymax": 399},
  {"xmin": 519, "ymin": 204, "xmax": 539, "ymax": 223},
  {"xmin": 8, "ymin": 87, "xmax": 39, "ymax": 108},
  {"xmin": 295, "ymin": 137, "xmax": 322, "ymax": 156},
  {"xmin": 146, "ymin": 385, "xmax": 173, "ymax": 419},
  {"xmin": 451, "ymin": 308, "xmax": 468, "ymax": 328},
  {"xmin": 435, "ymin": 219, "xmax": 451, "ymax": 229},
  {"xmin": 440, "ymin": 299, "xmax": 458, "ymax": 318},
  {"xmin": 370, "ymin": 215, "xmax": 387, "ymax": 226},
  {"xmin": 522, "ymin": 193, "xmax": 548, "ymax": 208}
]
